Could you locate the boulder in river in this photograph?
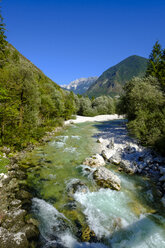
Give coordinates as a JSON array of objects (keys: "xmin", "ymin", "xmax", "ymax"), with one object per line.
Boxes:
[
  {"xmin": 101, "ymin": 150, "xmax": 112, "ymax": 161},
  {"xmin": 83, "ymin": 154, "xmax": 105, "ymax": 168},
  {"xmin": 119, "ymin": 160, "xmax": 136, "ymax": 174},
  {"xmin": 109, "ymin": 152, "xmax": 121, "ymax": 165},
  {"xmin": 93, "ymin": 167, "xmax": 121, "ymax": 191},
  {"xmin": 66, "ymin": 179, "xmax": 88, "ymax": 196},
  {"xmin": 107, "ymin": 137, "xmax": 114, "ymax": 149}
]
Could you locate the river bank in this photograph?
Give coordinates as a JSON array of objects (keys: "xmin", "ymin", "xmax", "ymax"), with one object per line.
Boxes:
[
  {"xmin": 0, "ymin": 126, "xmax": 63, "ymax": 247},
  {"xmin": 0, "ymin": 115, "xmax": 165, "ymax": 247},
  {"xmin": 0, "ymin": 115, "xmax": 122, "ymax": 247}
]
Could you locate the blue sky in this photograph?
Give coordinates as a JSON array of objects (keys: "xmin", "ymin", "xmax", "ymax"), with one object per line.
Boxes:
[{"xmin": 2, "ymin": 0, "xmax": 165, "ymax": 85}]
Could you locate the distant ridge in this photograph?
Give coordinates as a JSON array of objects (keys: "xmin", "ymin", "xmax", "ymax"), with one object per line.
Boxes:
[
  {"xmin": 61, "ymin": 77, "xmax": 98, "ymax": 94},
  {"xmin": 85, "ymin": 55, "xmax": 148, "ymax": 98}
]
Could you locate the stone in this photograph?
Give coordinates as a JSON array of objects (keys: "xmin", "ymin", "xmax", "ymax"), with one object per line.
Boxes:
[
  {"xmin": 101, "ymin": 150, "xmax": 111, "ymax": 161},
  {"xmin": 160, "ymin": 167, "xmax": 165, "ymax": 175},
  {"xmin": 107, "ymin": 137, "xmax": 114, "ymax": 149},
  {"xmin": 109, "ymin": 154, "xmax": 121, "ymax": 165},
  {"xmin": 159, "ymin": 175, "xmax": 165, "ymax": 182},
  {"xmin": 0, "ymin": 227, "xmax": 29, "ymax": 248},
  {"xmin": 21, "ymin": 224, "xmax": 39, "ymax": 239},
  {"xmin": 161, "ymin": 195, "xmax": 165, "ymax": 207},
  {"xmin": 1, "ymin": 146, "xmax": 11, "ymax": 155},
  {"xmin": 83, "ymin": 154, "xmax": 105, "ymax": 168},
  {"xmin": 97, "ymin": 137, "xmax": 104, "ymax": 143},
  {"xmin": 120, "ymin": 160, "xmax": 136, "ymax": 174},
  {"xmin": 66, "ymin": 179, "xmax": 88, "ymax": 196},
  {"xmin": 93, "ymin": 167, "xmax": 121, "ymax": 191}
]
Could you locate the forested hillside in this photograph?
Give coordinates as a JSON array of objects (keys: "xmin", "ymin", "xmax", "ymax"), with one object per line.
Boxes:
[
  {"xmin": 0, "ymin": 14, "xmax": 77, "ymax": 149},
  {"xmin": 86, "ymin": 55, "xmax": 148, "ymax": 97},
  {"xmin": 118, "ymin": 42, "xmax": 165, "ymax": 155}
]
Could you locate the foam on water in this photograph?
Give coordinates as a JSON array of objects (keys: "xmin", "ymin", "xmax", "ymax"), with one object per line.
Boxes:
[
  {"xmin": 74, "ymin": 189, "xmax": 165, "ymax": 247},
  {"xmin": 74, "ymin": 188, "xmax": 134, "ymax": 238},
  {"xmin": 32, "ymin": 198, "xmax": 77, "ymax": 248},
  {"xmin": 64, "ymin": 147, "xmax": 77, "ymax": 153},
  {"xmin": 71, "ymin": 135, "xmax": 81, "ymax": 140}
]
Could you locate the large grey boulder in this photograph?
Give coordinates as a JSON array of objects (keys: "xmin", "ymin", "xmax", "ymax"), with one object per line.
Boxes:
[
  {"xmin": 93, "ymin": 167, "xmax": 121, "ymax": 191},
  {"xmin": 120, "ymin": 160, "xmax": 136, "ymax": 174},
  {"xmin": 109, "ymin": 152, "xmax": 121, "ymax": 165},
  {"xmin": 83, "ymin": 154, "xmax": 105, "ymax": 168}
]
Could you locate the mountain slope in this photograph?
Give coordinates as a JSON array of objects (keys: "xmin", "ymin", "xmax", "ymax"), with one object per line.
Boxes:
[
  {"xmin": 86, "ymin": 55, "xmax": 148, "ymax": 98},
  {"xmin": 62, "ymin": 77, "xmax": 98, "ymax": 94},
  {"xmin": 0, "ymin": 43, "xmax": 76, "ymax": 148}
]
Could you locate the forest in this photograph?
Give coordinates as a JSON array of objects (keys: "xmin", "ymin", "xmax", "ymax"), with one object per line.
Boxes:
[
  {"xmin": 0, "ymin": 11, "xmax": 116, "ymax": 150},
  {"xmin": 0, "ymin": 8, "xmax": 165, "ymax": 155},
  {"xmin": 118, "ymin": 41, "xmax": 165, "ymax": 155}
]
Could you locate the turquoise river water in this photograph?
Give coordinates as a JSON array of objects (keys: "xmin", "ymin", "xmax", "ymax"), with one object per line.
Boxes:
[{"xmin": 24, "ymin": 120, "xmax": 165, "ymax": 248}]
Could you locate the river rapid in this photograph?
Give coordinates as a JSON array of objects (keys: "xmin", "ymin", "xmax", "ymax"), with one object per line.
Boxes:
[{"xmin": 25, "ymin": 120, "xmax": 165, "ymax": 248}]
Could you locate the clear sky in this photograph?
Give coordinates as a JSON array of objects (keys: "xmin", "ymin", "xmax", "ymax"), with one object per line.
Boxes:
[{"xmin": 1, "ymin": 0, "xmax": 165, "ymax": 85}]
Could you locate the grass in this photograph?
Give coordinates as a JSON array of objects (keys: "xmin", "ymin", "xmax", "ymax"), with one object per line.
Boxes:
[{"xmin": 0, "ymin": 152, "xmax": 9, "ymax": 173}]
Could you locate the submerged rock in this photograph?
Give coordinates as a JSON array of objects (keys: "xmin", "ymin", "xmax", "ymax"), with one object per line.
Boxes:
[
  {"xmin": 66, "ymin": 179, "xmax": 88, "ymax": 196},
  {"xmin": 93, "ymin": 167, "xmax": 121, "ymax": 191},
  {"xmin": 81, "ymin": 226, "xmax": 97, "ymax": 242},
  {"xmin": 83, "ymin": 154, "xmax": 105, "ymax": 168}
]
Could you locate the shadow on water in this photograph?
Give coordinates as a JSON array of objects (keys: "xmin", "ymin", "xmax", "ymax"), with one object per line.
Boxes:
[
  {"xmin": 92, "ymin": 119, "xmax": 129, "ymax": 145},
  {"xmin": 107, "ymin": 214, "xmax": 165, "ymax": 248}
]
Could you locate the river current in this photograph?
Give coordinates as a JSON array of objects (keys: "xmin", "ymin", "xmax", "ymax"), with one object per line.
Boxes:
[{"xmin": 25, "ymin": 120, "xmax": 165, "ymax": 248}]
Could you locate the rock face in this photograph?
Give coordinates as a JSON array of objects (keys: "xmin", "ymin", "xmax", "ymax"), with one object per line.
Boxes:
[
  {"xmin": 93, "ymin": 167, "xmax": 121, "ymax": 191},
  {"xmin": 83, "ymin": 154, "xmax": 105, "ymax": 168},
  {"xmin": 0, "ymin": 155, "xmax": 39, "ymax": 247}
]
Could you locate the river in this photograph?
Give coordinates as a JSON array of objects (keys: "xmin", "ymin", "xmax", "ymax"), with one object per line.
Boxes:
[{"xmin": 25, "ymin": 120, "xmax": 165, "ymax": 248}]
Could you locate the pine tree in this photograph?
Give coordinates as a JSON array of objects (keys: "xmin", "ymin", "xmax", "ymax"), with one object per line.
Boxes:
[
  {"xmin": 146, "ymin": 41, "xmax": 165, "ymax": 91},
  {"xmin": 0, "ymin": 7, "xmax": 7, "ymax": 67}
]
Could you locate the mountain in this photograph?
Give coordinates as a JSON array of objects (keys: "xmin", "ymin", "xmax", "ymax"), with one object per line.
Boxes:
[
  {"xmin": 86, "ymin": 55, "xmax": 148, "ymax": 98},
  {"xmin": 0, "ymin": 43, "xmax": 76, "ymax": 148},
  {"xmin": 62, "ymin": 77, "xmax": 98, "ymax": 95}
]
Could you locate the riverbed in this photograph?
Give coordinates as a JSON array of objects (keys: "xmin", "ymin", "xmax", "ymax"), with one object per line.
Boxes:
[{"xmin": 25, "ymin": 119, "xmax": 165, "ymax": 248}]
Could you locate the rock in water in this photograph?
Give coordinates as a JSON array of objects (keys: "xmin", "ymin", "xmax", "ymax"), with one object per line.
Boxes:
[
  {"xmin": 107, "ymin": 137, "xmax": 114, "ymax": 149},
  {"xmin": 66, "ymin": 179, "xmax": 88, "ymax": 196},
  {"xmin": 83, "ymin": 154, "xmax": 105, "ymax": 168},
  {"xmin": 119, "ymin": 160, "xmax": 136, "ymax": 174},
  {"xmin": 93, "ymin": 167, "xmax": 121, "ymax": 191},
  {"xmin": 97, "ymin": 137, "xmax": 104, "ymax": 143}
]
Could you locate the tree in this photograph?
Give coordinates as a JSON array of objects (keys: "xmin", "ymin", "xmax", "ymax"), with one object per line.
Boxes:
[
  {"xmin": 0, "ymin": 7, "xmax": 7, "ymax": 67},
  {"xmin": 146, "ymin": 41, "xmax": 165, "ymax": 91}
]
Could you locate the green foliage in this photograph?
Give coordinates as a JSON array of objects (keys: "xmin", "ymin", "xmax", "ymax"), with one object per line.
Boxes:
[
  {"xmin": 0, "ymin": 152, "xmax": 9, "ymax": 173},
  {"xmin": 0, "ymin": 24, "xmax": 75, "ymax": 149},
  {"xmin": 92, "ymin": 96, "xmax": 115, "ymax": 114},
  {"xmin": 146, "ymin": 41, "xmax": 165, "ymax": 91},
  {"xmin": 86, "ymin": 55, "xmax": 148, "ymax": 98},
  {"xmin": 0, "ymin": 9, "xmax": 7, "ymax": 67},
  {"xmin": 76, "ymin": 95, "xmax": 116, "ymax": 116},
  {"xmin": 118, "ymin": 76, "xmax": 165, "ymax": 155}
]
